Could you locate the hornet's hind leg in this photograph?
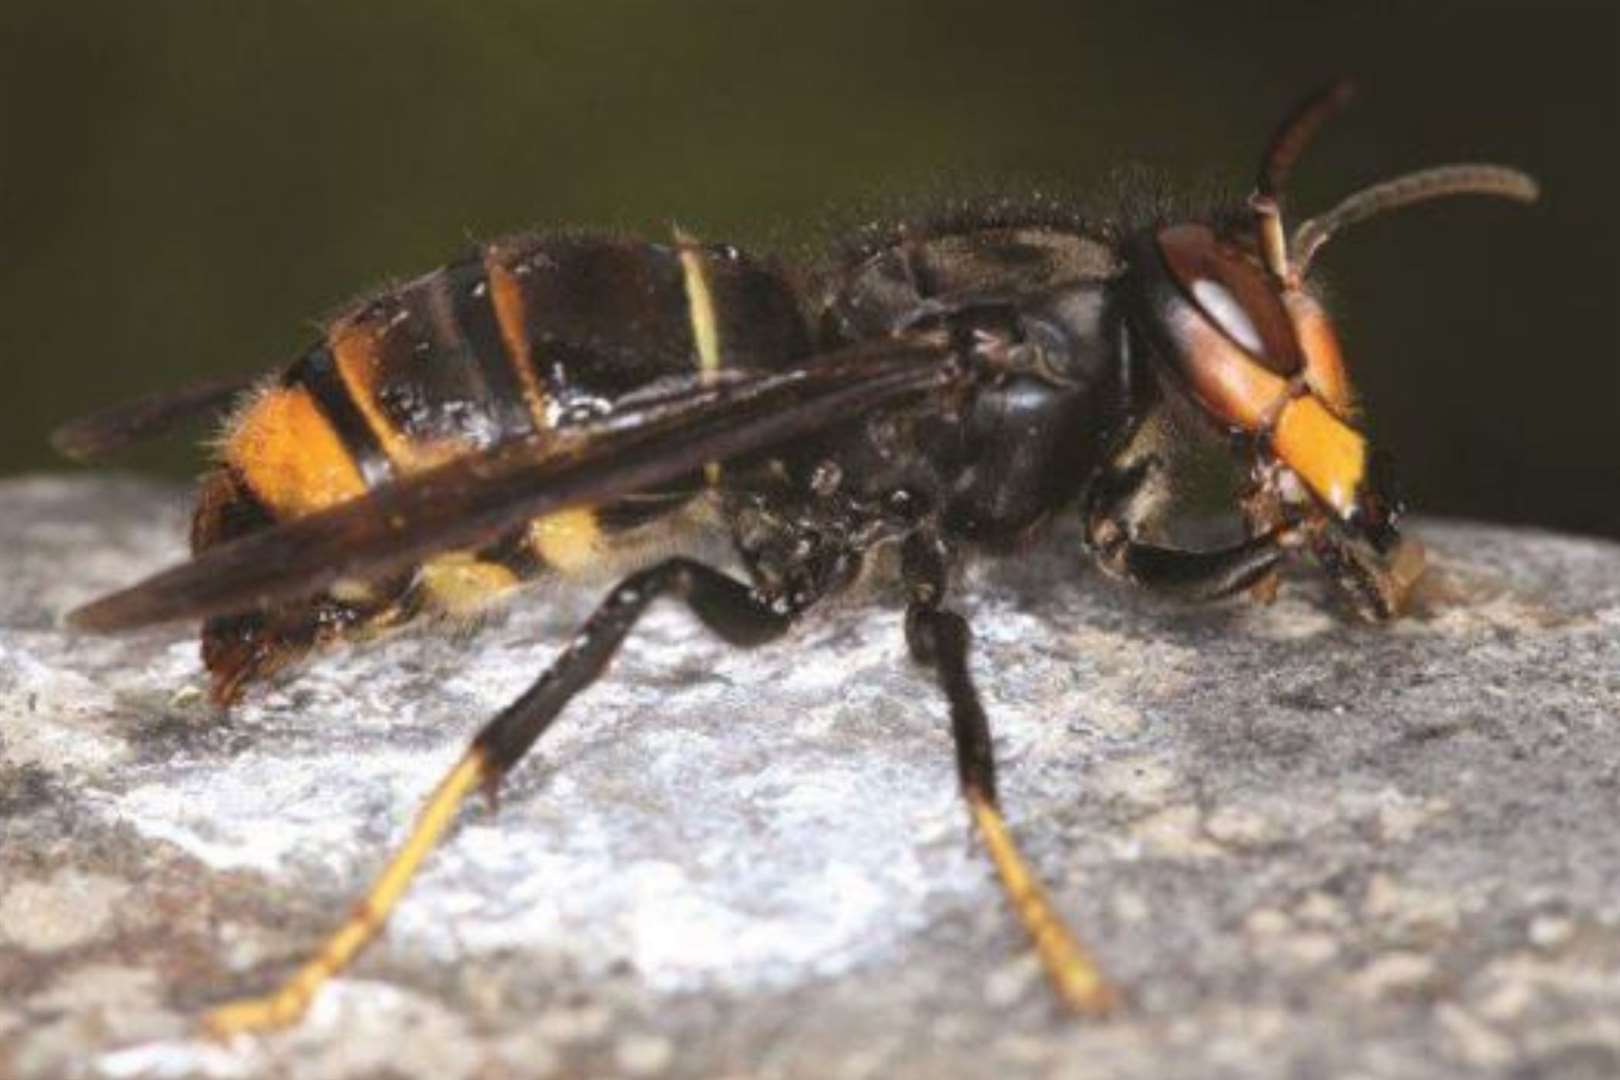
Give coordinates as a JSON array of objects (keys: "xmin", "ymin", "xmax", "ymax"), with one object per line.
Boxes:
[{"xmin": 202, "ymin": 556, "xmax": 798, "ymax": 1037}]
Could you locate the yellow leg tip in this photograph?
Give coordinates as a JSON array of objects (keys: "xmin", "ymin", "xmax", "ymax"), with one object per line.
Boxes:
[
  {"xmin": 967, "ymin": 791, "xmax": 1121, "ymax": 1020},
  {"xmin": 1052, "ymin": 965, "xmax": 1121, "ymax": 1018},
  {"xmin": 199, "ymin": 750, "xmax": 490, "ymax": 1040},
  {"xmin": 201, "ymin": 988, "xmax": 312, "ymax": 1040}
]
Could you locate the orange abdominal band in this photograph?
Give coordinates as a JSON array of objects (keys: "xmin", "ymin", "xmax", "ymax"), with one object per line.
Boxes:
[{"xmin": 225, "ymin": 388, "xmax": 365, "ymax": 517}]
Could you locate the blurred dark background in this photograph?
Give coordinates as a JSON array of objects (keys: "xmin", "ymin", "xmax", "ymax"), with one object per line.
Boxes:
[{"xmin": 2, "ymin": 2, "xmax": 1615, "ymax": 538}]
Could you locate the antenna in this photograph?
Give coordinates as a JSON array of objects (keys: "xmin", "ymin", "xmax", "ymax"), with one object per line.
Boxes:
[
  {"xmin": 1291, "ymin": 164, "xmax": 1540, "ymax": 275},
  {"xmin": 1250, "ymin": 80, "xmax": 1356, "ymax": 286}
]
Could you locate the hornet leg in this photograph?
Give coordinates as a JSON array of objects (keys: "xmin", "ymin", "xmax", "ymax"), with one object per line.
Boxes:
[
  {"xmin": 203, "ymin": 557, "xmax": 796, "ymax": 1038},
  {"xmin": 901, "ymin": 531, "xmax": 1118, "ymax": 1016},
  {"xmin": 1084, "ymin": 455, "xmax": 1290, "ymax": 600}
]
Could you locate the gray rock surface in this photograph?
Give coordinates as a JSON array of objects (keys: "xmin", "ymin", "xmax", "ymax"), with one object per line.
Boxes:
[{"xmin": 0, "ymin": 474, "xmax": 1617, "ymax": 1079}]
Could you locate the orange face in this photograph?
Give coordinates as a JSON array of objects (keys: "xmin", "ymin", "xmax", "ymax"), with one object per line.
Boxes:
[
  {"xmin": 1152, "ymin": 224, "xmax": 1374, "ymax": 525},
  {"xmin": 1129, "ymin": 222, "xmax": 1420, "ymax": 619}
]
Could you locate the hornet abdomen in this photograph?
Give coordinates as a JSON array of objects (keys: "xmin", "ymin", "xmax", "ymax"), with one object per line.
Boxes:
[{"xmin": 193, "ymin": 233, "xmax": 811, "ymax": 701}]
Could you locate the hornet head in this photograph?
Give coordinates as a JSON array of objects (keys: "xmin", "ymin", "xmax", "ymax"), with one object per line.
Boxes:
[{"xmin": 1121, "ymin": 81, "xmax": 1538, "ymax": 619}]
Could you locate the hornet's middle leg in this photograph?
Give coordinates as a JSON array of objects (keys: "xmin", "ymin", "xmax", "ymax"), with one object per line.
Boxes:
[{"xmin": 901, "ymin": 530, "xmax": 1118, "ymax": 1016}]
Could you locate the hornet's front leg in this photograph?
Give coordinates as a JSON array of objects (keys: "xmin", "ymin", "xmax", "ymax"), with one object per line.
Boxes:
[
  {"xmin": 1083, "ymin": 454, "xmax": 1292, "ymax": 600},
  {"xmin": 901, "ymin": 530, "xmax": 1118, "ymax": 1016}
]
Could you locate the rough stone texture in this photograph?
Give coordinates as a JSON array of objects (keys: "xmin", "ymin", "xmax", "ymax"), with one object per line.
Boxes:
[{"xmin": 1, "ymin": 474, "xmax": 1617, "ymax": 1079}]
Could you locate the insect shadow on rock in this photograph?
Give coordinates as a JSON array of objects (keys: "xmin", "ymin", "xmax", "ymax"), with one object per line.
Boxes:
[{"xmin": 53, "ymin": 79, "xmax": 1537, "ymax": 1036}]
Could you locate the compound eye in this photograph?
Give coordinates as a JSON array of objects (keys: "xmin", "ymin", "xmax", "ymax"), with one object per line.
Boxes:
[
  {"xmin": 1157, "ymin": 224, "xmax": 1303, "ymax": 377},
  {"xmin": 1187, "ymin": 278, "xmax": 1265, "ymax": 356}
]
